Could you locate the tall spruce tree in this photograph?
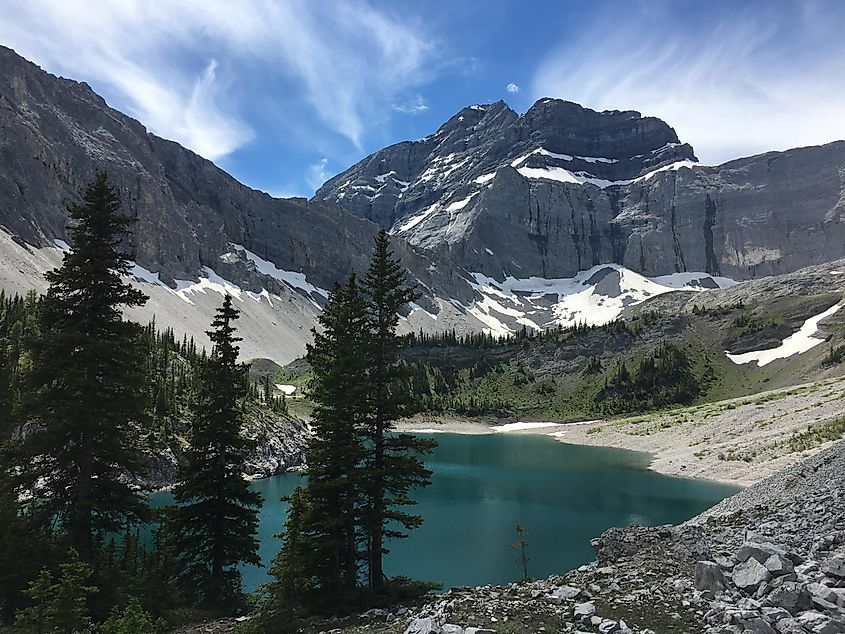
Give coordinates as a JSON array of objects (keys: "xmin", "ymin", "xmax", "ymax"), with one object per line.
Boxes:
[
  {"xmin": 170, "ymin": 295, "xmax": 262, "ymax": 606},
  {"xmin": 260, "ymin": 275, "xmax": 371, "ymax": 621},
  {"xmin": 16, "ymin": 172, "xmax": 149, "ymax": 562},
  {"xmin": 302, "ymin": 275, "xmax": 370, "ymax": 598},
  {"xmin": 360, "ymin": 229, "xmax": 435, "ymax": 589}
]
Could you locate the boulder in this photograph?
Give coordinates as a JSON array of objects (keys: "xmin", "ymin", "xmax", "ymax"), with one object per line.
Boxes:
[
  {"xmin": 696, "ymin": 560, "xmax": 729, "ymax": 592},
  {"xmin": 821, "ymin": 555, "xmax": 845, "ymax": 580},
  {"xmin": 405, "ymin": 617, "xmax": 439, "ymax": 634},
  {"xmin": 736, "ymin": 541, "xmax": 788, "ymax": 565},
  {"xmin": 550, "ymin": 584, "xmax": 582, "ymax": 601},
  {"xmin": 812, "ymin": 596, "xmax": 840, "ymax": 612},
  {"xmin": 738, "ymin": 616, "xmax": 777, "ymax": 634},
  {"xmin": 442, "ymin": 626, "xmax": 464, "ymax": 634},
  {"xmin": 763, "ymin": 582, "xmax": 813, "ymax": 613},
  {"xmin": 598, "ymin": 619, "xmax": 619, "ymax": 633},
  {"xmin": 733, "ymin": 557, "xmax": 772, "ymax": 593},
  {"xmin": 764, "ymin": 554, "xmax": 794, "ymax": 576},
  {"xmin": 774, "ymin": 618, "xmax": 810, "ymax": 634},
  {"xmin": 574, "ymin": 601, "xmax": 597, "ymax": 620},
  {"xmin": 808, "ymin": 583, "xmax": 839, "ymax": 605},
  {"xmin": 797, "ymin": 611, "xmax": 845, "ymax": 634}
]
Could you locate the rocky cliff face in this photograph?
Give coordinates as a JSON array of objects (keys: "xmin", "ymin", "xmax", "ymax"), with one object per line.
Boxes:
[
  {"xmin": 0, "ymin": 46, "xmax": 474, "ymax": 361},
  {"xmin": 2, "ymin": 45, "xmax": 843, "ymax": 357},
  {"xmin": 316, "ymin": 100, "xmax": 845, "ymax": 282},
  {"xmin": 0, "ymin": 45, "xmax": 428, "ymax": 290}
]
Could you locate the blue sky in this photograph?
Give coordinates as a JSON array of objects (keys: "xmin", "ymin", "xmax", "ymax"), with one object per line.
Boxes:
[{"xmin": 2, "ymin": 0, "xmax": 844, "ymax": 197}]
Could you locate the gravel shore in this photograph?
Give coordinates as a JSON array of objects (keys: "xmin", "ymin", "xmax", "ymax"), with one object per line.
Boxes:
[{"xmin": 398, "ymin": 376, "xmax": 845, "ymax": 488}]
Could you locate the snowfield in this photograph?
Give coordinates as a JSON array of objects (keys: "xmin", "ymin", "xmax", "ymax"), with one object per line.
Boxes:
[
  {"xmin": 726, "ymin": 302, "xmax": 844, "ymax": 367},
  {"xmin": 492, "ymin": 422, "xmax": 560, "ymax": 433},
  {"xmin": 460, "ymin": 264, "xmax": 736, "ymax": 337}
]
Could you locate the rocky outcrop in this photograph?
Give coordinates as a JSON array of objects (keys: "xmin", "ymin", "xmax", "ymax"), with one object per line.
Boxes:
[
  {"xmin": 317, "ymin": 99, "xmax": 845, "ymax": 283},
  {"xmin": 137, "ymin": 407, "xmax": 310, "ymax": 490}
]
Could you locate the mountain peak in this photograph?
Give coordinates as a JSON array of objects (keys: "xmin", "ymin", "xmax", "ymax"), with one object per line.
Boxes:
[{"xmin": 315, "ymin": 97, "xmax": 697, "ymax": 239}]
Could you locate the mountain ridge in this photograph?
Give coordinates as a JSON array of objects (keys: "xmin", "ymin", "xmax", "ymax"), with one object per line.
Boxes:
[
  {"xmin": 316, "ymin": 97, "xmax": 845, "ymax": 282},
  {"xmin": 1, "ymin": 45, "xmax": 844, "ymax": 363}
]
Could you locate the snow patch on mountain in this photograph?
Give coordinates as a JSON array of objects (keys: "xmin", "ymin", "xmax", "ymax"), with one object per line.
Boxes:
[
  {"xmin": 726, "ymin": 302, "xmax": 843, "ymax": 367},
  {"xmin": 396, "ymin": 203, "xmax": 439, "ymax": 233},
  {"xmin": 230, "ymin": 244, "xmax": 328, "ymax": 306},
  {"xmin": 517, "ymin": 157, "xmax": 701, "ymax": 190},
  {"xmin": 461, "ymin": 264, "xmax": 736, "ymax": 336},
  {"xmin": 445, "ymin": 193, "xmax": 477, "ymax": 213}
]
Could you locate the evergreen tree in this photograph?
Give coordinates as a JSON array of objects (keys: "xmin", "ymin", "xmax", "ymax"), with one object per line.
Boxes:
[
  {"xmin": 257, "ymin": 486, "xmax": 312, "ymax": 632},
  {"xmin": 512, "ymin": 521, "xmax": 530, "ymax": 581},
  {"xmin": 301, "ymin": 275, "xmax": 370, "ymax": 598},
  {"xmin": 16, "ymin": 172, "xmax": 149, "ymax": 562},
  {"xmin": 261, "ymin": 275, "xmax": 373, "ymax": 619},
  {"xmin": 170, "ymin": 295, "xmax": 262, "ymax": 607},
  {"xmin": 14, "ymin": 549, "xmax": 97, "ymax": 634},
  {"xmin": 0, "ymin": 477, "xmax": 56, "ymax": 624},
  {"xmin": 360, "ymin": 230, "xmax": 435, "ymax": 589},
  {"xmin": 99, "ymin": 597, "xmax": 162, "ymax": 634}
]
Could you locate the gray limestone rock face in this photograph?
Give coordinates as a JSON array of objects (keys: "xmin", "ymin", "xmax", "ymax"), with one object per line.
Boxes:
[
  {"xmin": 0, "ymin": 45, "xmax": 464, "ymax": 309},
  {"xmin": 319, "ymin": 96, "xmax": 845, "ymax": 283}
]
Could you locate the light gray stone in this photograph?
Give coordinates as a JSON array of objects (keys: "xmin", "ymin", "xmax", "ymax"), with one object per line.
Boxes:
[
  {"xmin": 574, "ymin": 602, "xmax": 596, "ymax": 619},
  {"xmin": 733, "ymin": 558, "xmax": 772, "ymax": 594},
  {"xmin": 797, "ymin": 611, "xmax": 845, "ymax": 634},
  {"xmin": 764, "ymin": 555, "xmax": 794, "ymax": 576},
  {"xmin": 551, "ymin": 585, "xmax": 582, "ymax": 601},
  {"xmin": 821, "ymin": 555, "xmax": 845, "ymax": 580},
  {"xmin": 405, "ymin": 617, "xmax": 439, "ymax": 634},
  {"xmin": 598, "ymin": 619, "xmax": 619, "ymax": 633},
  {"xmin": 698, "ymin": 561, "xmax": 729, "ymax": 592},
  {"xmin": 736, "ymin": 542, "xmax": 788, "ymax": 565}
]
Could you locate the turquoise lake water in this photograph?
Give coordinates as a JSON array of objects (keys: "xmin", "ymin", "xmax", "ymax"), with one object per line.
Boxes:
[{"xmin": 151, "ymin": 433, "xmax": 739, "ymax": 592}]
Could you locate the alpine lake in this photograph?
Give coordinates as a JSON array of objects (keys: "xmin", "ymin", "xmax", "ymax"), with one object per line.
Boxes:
[{"xmin": 151, "ymin": 432, "xmax": 739, "ymax": 592}]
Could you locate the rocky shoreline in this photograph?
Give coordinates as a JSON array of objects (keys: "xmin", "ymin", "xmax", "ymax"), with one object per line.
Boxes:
[
  {"xmin": 170, "ymin": 439, "xmax": 845, "ymax": 634},
  {"xmin": 316, "ymin": 439, "xmax": 845, "ymax": 634},
  {"xmin": 140, "ymin": 409, "xmax": 310, "ymax": 490},
  {"xmin": 399, "ymin": 376, "xmax": 845, "ymax": 488}
]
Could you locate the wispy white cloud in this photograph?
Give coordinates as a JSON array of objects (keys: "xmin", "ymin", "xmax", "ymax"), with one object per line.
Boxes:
[
  {"xmin": 0, "ymin": 0, "xmax": 438, "ymax": 159},
  {"xmin": 506, "ymin": 82, "xmax": 520, "ymax": 94},
  {"xmin": 393, "ymin": 95, "xmax": 430, "ymax": 115},
  {"xmin": 530, "ymin": 4, "xmax": 845, "ymax": 164},
  {"xmin": 306, "ymin": 158, "xmax": 331, "ymax": 191}
]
